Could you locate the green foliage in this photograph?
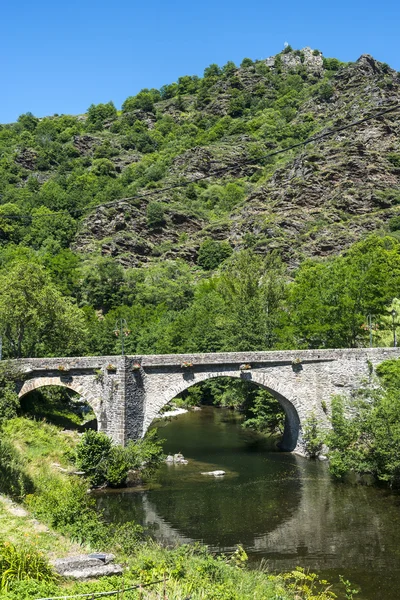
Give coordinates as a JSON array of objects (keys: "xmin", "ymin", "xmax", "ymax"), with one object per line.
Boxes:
[
  {"xmin": 146, "ymin": 201, "xmax": 165, "ymax": 228},
  {"xmin": 87, "ymin": 101, "xmax": 117, "ymax": 130},
  {"xmin": 327, "ymin": 360, "xmax": 400, "ymax": 488},
  {"xmin": 0, "ymin": 365, "xmax": 19, "ymax": 424},
  {"xmin": 288, "ymin": 236, "xmax": 400, "ymax": 348},
  {"xmin": 122, "ymin": 91, "xmax": 155, "ymax": 113},
  {"xmin": 317, "ymin": 82, "xmax": 335, "ymax": 101},
  {"xmin": 0, "ymin": 437, "xmax": 33, "ymax": 500},
  {"xmin": 323, "ymin": 57, "xmax": 343, "ymax": 71},
  {"xmin": 302, "ymin": 413, "xmax": 325, "ymax": 458},
  {"xmin": 75, "ymin": 429, "xmax": 112, "ymax": 486},
  {"xmin": 388, "ymin": 215, "xmax": 400, "ymax": 231},
  {"xmin": 197, "ymin": 239, "xmax": 233, "ymax": 270},
  {"xmin": 0, "ymin": 259, "xmax": 88, "ymax": 358},
  {"xmin": 0, "ymin": 540, "xmax": 55, "ymax": 591},
  {"xmin": 75, "ymin": 429, "xmax": 164, "ymax": 487},
  {"xmin": 242, "ymin": 389, "xmax": 285, "ymax": 434}
]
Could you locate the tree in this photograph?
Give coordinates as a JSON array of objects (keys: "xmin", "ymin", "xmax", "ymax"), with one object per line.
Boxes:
[
  {"xmin": 0, "ymin": 203, "xmax": 25, "ymax": 244},
  {"xmin": 288, "ymin": 236, "xmax": 400, "ymax": 348},
  {"xmin": 0, "ymin": 260, "xmax": 88, "ymax": 358},
  {"xmin": 197, "ymin": 239, "xmax": 232, "ymax": 270},
  {"xmin": 146, "ymin": 202, "xmax": 165, "ymax": 228},
  {"xmin": 122, "ymin": 91, "xmax": 155, "ymax": 113},
  {"xmin": 25, "ymin": 207, "xmax": 77, "ymax": 249},
  {"xmin": 79, "ymin": 257, "xmax": 125, "ymax": 312},
  {"xmin": 87, "ymin": 102, "xmax": 117, "ymax": 130}
]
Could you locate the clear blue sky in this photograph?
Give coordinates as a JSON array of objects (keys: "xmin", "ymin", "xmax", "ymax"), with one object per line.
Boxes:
[{"xmin": 2, "ymin": 0, "xmax": 399, "ymax": 124}]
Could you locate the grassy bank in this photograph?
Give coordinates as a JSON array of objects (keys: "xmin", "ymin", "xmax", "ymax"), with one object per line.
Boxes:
[{"xmin": 0, "ymin": 417, "xmax": 347, "ymax": 599}]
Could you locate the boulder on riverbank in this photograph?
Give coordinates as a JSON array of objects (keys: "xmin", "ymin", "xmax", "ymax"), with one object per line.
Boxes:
[
  {"xmin": 51, "ymin": 554, "xmax": 123, "ymax": 579},
  {"xmin": 166, "ymin": 453, "xmax": 188, "ymax": 464}
]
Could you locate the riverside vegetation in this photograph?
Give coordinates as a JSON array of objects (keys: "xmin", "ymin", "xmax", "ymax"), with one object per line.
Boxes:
[
  {"xmin": 1, "ymin": 44, "xmax": 400, "ymax": 597},
  {"xmin": 0, "ymin": 415, "xmax": 354, "ymax": 599}
]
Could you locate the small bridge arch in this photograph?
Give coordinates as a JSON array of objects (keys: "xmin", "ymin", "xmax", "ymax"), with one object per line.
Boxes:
[{"xmin": 17, "ymin": 376, "xmax": 102, "ymax": 427}]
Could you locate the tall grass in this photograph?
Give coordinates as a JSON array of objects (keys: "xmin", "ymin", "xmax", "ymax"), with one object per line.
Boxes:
[{"xmin": 0, "ymin": 541, "xmax": 55, "ymax": 591}]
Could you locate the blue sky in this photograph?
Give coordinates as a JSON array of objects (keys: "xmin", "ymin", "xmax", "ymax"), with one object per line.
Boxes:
[{"xmin": 2, "ymin": 0, "xmax": 399, "ymax": 123}]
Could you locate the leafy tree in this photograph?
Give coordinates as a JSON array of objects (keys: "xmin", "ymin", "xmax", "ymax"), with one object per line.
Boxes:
[
  {"xmin": 79, "ymin": 257, "xmax": 125, "ymax": 312},
  {"xmin": 204, "ymin": 64, "xmax": 221, "ymax": 78},
  {"xmin": 146, "ymin": 202, "xmax": 165, "ymax": 228},
  {"xmin": 288, "ymin": 236, "xmax": 400, "ymax": 348},
  {"xmin": 87, "ymin": 102, "xmax": 117, "ymax": 130},
  {"xmin": 0, "ymin": 260, "xmax": 88, "ymax": 358},
  {"xmin": 0, "ymin": 365, "xmax": 20, "ymax": 423},
  {"xmin": 240, "ymin": 58, "xmax": 254, "ymax": 68},
  {"xmin": 0, "ymin": 203, "xmax": 25, "ymax": 244},
  {"xmin": 197, "ymin": 239, "xmax": 233, "ymax": 270},
  {"xmin": 17, "ymin": 112, "xmax": 38, "ymax": 131},
  {"xmin": 122, "ymin": 91, "xmax": 155, "ymax": 113},
  {"xmin": 25, "ymin": 207, "xmax": 77, "ymax": 249}
]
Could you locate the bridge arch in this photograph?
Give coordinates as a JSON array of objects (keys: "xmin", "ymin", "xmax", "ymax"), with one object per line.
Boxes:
[
  {"xmin": 148, "ymin": 371, "xmax": 302, "ymax": 452},
  {"xmin": 18, "ymin": 377, "xmax": 101, "ymax": 428}
]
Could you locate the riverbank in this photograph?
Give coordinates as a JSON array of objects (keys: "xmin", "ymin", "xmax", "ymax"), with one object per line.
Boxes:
[{"xmin": 0, "ymin": 416, "xmax": 342, "ymax": 599}]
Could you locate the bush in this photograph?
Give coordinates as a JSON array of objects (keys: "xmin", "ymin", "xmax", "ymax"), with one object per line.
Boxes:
[
  {"xmin": 197, "ymin": 239, "xmax": 233, "ymax": 270},
  {"xmin": 146, "ymin": 202, "xmax": 165, "ymax": 228},
  {"xmin": 26, "ymin": 475, "xmax": 107, "ymax": 546},
  {"xmin": 0, "ymin": 365, "xmax": 20, "ymax": 424},
  {"xmin": 86, "ymin": 102, "xmax": 117, "ymax": 130},
  {"xmin": 389, "ymin": 215, "xmax": 400, "ymax": 232},
  {"xmin": 317, "ymin": 83, "xmax": 335, "ymax": 102},
  {"xmin": 75, "ymin": 430, "xmax": 112, "ymax": 486},
  {"xmin": 75, "ymin": 429, "xmax": 164, "ymax": 488},
  {"xmin": 122, "ymin": 91, "xmax": 155, "ymax": 113},
  {"xmin": 302, "ymin": 413, "xmax": 325, "ymax": 458}
]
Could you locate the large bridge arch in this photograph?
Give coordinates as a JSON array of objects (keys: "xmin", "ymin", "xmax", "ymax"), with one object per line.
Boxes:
[{"xmin": 143, "ymin": 370, "xmax": 303, "ymax": 452}]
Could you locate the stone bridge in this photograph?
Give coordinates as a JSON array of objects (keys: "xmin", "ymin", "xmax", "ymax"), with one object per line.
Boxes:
[{"xmin": 10, "ymin": 348, "xmax": 400, "ymax": 452}]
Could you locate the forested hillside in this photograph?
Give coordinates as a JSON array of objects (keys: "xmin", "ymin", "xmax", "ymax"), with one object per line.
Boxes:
[{"xmin": 1, "ymin": 46, "xmax": 400, "ymax": 358}]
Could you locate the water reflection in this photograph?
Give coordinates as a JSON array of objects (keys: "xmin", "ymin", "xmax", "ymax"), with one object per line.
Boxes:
[{"xmin": 97, "ymin": 407, "xmax": 400, "ymax": 600}]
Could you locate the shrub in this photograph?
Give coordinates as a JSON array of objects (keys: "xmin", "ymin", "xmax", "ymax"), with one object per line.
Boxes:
[
  {"xmin": 302, "ymin": 413, "xmax": 325, "ymax": 458},
  {"xmin": 104, "ymin": 446, "xmax": 130, "ymax": 488},
  {"xmin": 146, "ymin": 202, "xmax": 165, "ymax": 228},
  {"xmin": 197, "ymin": 239, "xmax": 233, "ymax": 270},
  {"xmin": 0, "ymin": 365, "xmax": 20, "ymax": 424},
  {"xmin": 75, "ymin": 429, "xmax": 112, "ymax": 486},
  {"xmin": 86, "ymin": 102, "xmax": 117, "ymax": 130},
  {"xmin": 122, "ymin": 92, "xmax": 155, "ymax": 113},
  {"xmin": 75, "ymin": 429, "xmax": 164, "ymax": 488},
  {"xmin": 323, "ymin": 57, "xmax": 342, "ymax": 71},
  {"xmin": 26, "ymin": 475, "xmax": 107, "ymax": 546},
  {"xmin": 317, "ymin": 83, "xmax": 335, "ymax": 102}
]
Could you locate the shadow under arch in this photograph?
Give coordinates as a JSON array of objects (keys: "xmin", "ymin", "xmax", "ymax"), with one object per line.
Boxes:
[
  {"xmin": 18, "ymin": 377, "xmax": 99, "ymax": 431},
  {"xmin": 155, "ymin": 372, "xmax": 301, "ymax": 452}
]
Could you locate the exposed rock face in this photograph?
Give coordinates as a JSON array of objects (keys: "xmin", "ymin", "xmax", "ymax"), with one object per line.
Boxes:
[
  {"xmin": 73, "ymin": 134, "xmax": 102, "ymax": 155},
  {"xmin": 8, "ymin": 49, "xmax": 400, "ymax": 269},
  {"xmin": 75, "ymin": 51, "xmax": 400, "ymax": 268},
  {"xmin": 15, "ymin": 148, "xmax": 37, "ymax": 170},
  {"xmin": 74, "ymin": 200, "xmax": 204, "ymax": 267}
]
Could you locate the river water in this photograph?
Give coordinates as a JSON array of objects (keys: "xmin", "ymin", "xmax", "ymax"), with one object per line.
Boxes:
[{"xmin": 97, "ymin": 407, "xmax": 400, "ymax": 599}]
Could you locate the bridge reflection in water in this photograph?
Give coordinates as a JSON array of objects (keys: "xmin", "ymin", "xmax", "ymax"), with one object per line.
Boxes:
[{"xmin": 97, "ymin": 407, "xmax": 400, "ymax": 600}]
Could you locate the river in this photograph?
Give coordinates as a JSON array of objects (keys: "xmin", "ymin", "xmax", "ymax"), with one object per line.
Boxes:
[{"xmin": 97, "ymin": 406, "xmax": 400, "ymax": 599}]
